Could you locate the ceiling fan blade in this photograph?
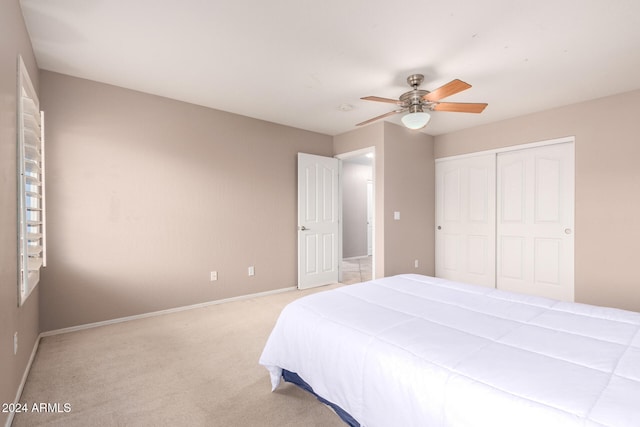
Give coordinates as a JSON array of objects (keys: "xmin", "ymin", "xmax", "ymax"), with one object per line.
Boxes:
[
  {"xmin": 423, "ymin": 79, "xmax": 472, "ymax": 102},
  {"xmin": 432, "ymin": 102, "xmax": 488, "ymax": 113},
  {"xmin": 361, "ymin": 96, "xmax": 402, "ymax": 105},
  {"xmin": 356, "ymin": 110, "xmax": 404, "ymax": 126}
]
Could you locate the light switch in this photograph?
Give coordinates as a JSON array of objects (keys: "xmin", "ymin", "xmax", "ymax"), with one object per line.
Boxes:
[{"xmin": 394, "ymin": 211, "xmax": 400, "ymax": 220}]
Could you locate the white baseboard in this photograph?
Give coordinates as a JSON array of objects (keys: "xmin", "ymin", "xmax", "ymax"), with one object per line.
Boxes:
[
  {"xmin": 5, "ymin": 333, "xmax": 41, "ymax": 427},
  {"xmin": 41, "ymin": 286, "xmax": 297, "ymax": 337}
]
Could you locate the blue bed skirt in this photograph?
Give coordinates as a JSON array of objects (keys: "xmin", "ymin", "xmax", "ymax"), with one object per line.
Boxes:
[{"xmin": 282, "ymin": 369, "xmax": 360, "ymax": 427}]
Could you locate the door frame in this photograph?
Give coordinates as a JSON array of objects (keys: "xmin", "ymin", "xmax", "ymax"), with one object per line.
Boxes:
[
  {"xmin": 436, "ymin": 136, "xmax": 575, "ymax": 162},
  {"xmin": 336, "ymin": 147, "xmax": 376, "ymax": 282},
  {"xmin": 367, "ymin": 179, "xmax": 373, "ymax": 257}
]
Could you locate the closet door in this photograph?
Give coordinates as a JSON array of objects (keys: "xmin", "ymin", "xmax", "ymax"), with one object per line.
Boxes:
[
  {"xmin": 496, "ymin": 143, "xmax": 574, "ymax": 301},
  {"xmin": 435, "ymin": 154, "xmax": 496, "ymax": 288}
]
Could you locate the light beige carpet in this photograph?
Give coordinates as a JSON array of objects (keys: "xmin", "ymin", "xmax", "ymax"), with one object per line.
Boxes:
[{"xmin": 13, "ymin": 285, "xmax": 347, "ymax": 427}]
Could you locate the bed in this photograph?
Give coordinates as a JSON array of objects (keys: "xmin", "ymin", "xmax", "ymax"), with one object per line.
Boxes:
[{"xmin": 259, "ymin": 274, "xmax": 640, "ymax": 427}]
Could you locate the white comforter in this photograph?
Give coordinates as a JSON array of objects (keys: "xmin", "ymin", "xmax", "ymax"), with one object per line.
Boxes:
[{"xmin": 259, "ymin": 274, "xmax": 640, "ymax": 427}]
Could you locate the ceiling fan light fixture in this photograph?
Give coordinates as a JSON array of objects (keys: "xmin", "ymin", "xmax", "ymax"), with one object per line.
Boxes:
[{"xmin": 401, "ymin": 111, "xmax": 431, "ymax": 130}]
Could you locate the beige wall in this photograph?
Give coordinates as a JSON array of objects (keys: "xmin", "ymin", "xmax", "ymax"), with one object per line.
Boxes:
[
  {"xmin": 0, "ymin": 0, "xmax": 41, "ymax": 424},
  {"xmin": 40, "ymin": 72, "xmax": 437, "ymax": 331},
  {"xmin": 38, "ymin": 71, "xmax": 333, "ymax": 331},
  {"xmin": 383, "ymin": 123, "xmax": 435, "ymax": 276},
  {"xmin": 435, "ymin": 89, "xmax": 640, "ymax": 312},
  {"xmin": 334, "ymin": 122, "xmax": 435, "ymax": 279}
]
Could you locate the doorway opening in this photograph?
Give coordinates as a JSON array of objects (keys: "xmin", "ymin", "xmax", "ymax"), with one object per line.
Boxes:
[{"xmin": 337, "ymin": 148, "xmax": 375, "ymax": 284}]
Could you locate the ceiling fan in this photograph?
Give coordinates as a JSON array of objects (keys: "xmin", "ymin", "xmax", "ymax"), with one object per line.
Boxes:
[{"xmin": 356, "ymin": 74, "xmax": 487, "ymax": 129}]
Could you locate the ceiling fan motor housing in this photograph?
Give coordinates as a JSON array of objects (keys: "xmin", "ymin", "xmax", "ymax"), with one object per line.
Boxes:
[
  {"xmin": 401, "ymin": 74, "xmax": 430, "ymax": 111},
  {"xmin": 400, "ymin": 89, "xmax": 429, "ymax": 110}
]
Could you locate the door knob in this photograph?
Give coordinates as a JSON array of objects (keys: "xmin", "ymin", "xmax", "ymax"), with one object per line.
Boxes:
[{"xmin": 299, "ymin": 226, "xmax": 308, "ymax": 231}]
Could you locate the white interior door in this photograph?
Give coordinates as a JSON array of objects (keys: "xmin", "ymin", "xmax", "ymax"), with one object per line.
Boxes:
[
  {"xmin": 298, "ymin": 153, "xmax": 340, "ymax": 289},
  {"xmin": 435, "ymin": 154, "xmax": 496, "ymax": 288},
  {"xmin": 496, "ymin": 142, "xmax": 574, "ymax": 301}
]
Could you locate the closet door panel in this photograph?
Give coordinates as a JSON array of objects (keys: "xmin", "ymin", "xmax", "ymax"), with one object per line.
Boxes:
[
  {"xmin": 468, "ymin": 167, "xmax": 489, "ymax": 221},
  {"xmin": 500, "ymin": 236, "xmax": 525, "ymax": 280},
  {"xmin": 534, "ymin": 238, "xmax": 561, "ymax": 285},
  {"xmin": 443, "ymin": 234, "xmax": 461, "ymax": 271},
  {"xmin": 500, "ymin": 160, "xmax": 526, "ymax": 223},
  {"xmin": 496, "ymin": 143, "xmax": 574, "ymax": 301},
  {"xmin": 535, "ymin": 158, "xmax": 561, "ymax": 222},
  {"xmin": 467, "ymin": 236, "xmax": 489, "ymax": 275},
  {"xmin": 436, "ymin": 154, "xmax": 496, "ymax": 288}
]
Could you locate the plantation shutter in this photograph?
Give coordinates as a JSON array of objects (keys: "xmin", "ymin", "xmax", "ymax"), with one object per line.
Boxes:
[{"xmin": 17, "ymin": 55, "xmax": 46, "ymax": 306}]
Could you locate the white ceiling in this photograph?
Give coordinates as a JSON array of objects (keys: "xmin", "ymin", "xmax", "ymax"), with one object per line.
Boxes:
[{"xmin": 19, "ymin": 0, "xmax": 640, "ymax": 136}]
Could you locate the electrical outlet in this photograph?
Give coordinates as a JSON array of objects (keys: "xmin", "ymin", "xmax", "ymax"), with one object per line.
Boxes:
[
  {"xmin": 414, "ymin": 259, "xmax": 419, "ymax": 268},
  {"xmin": 248, "ymin": 266, "xmax": 255, "ymax": 276},
  {"xmin": 14, "ymin": 332, "xmax": 18, "ymax": 355},
  {"xmin": 210, "ymin": 271, "xmax": 218, "ymax": 281}
]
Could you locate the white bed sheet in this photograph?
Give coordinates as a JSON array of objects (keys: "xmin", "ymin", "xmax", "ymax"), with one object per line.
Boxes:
[{"xmin": 259, "ymin": 274, "xmax": 640, "ymax": 427}]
